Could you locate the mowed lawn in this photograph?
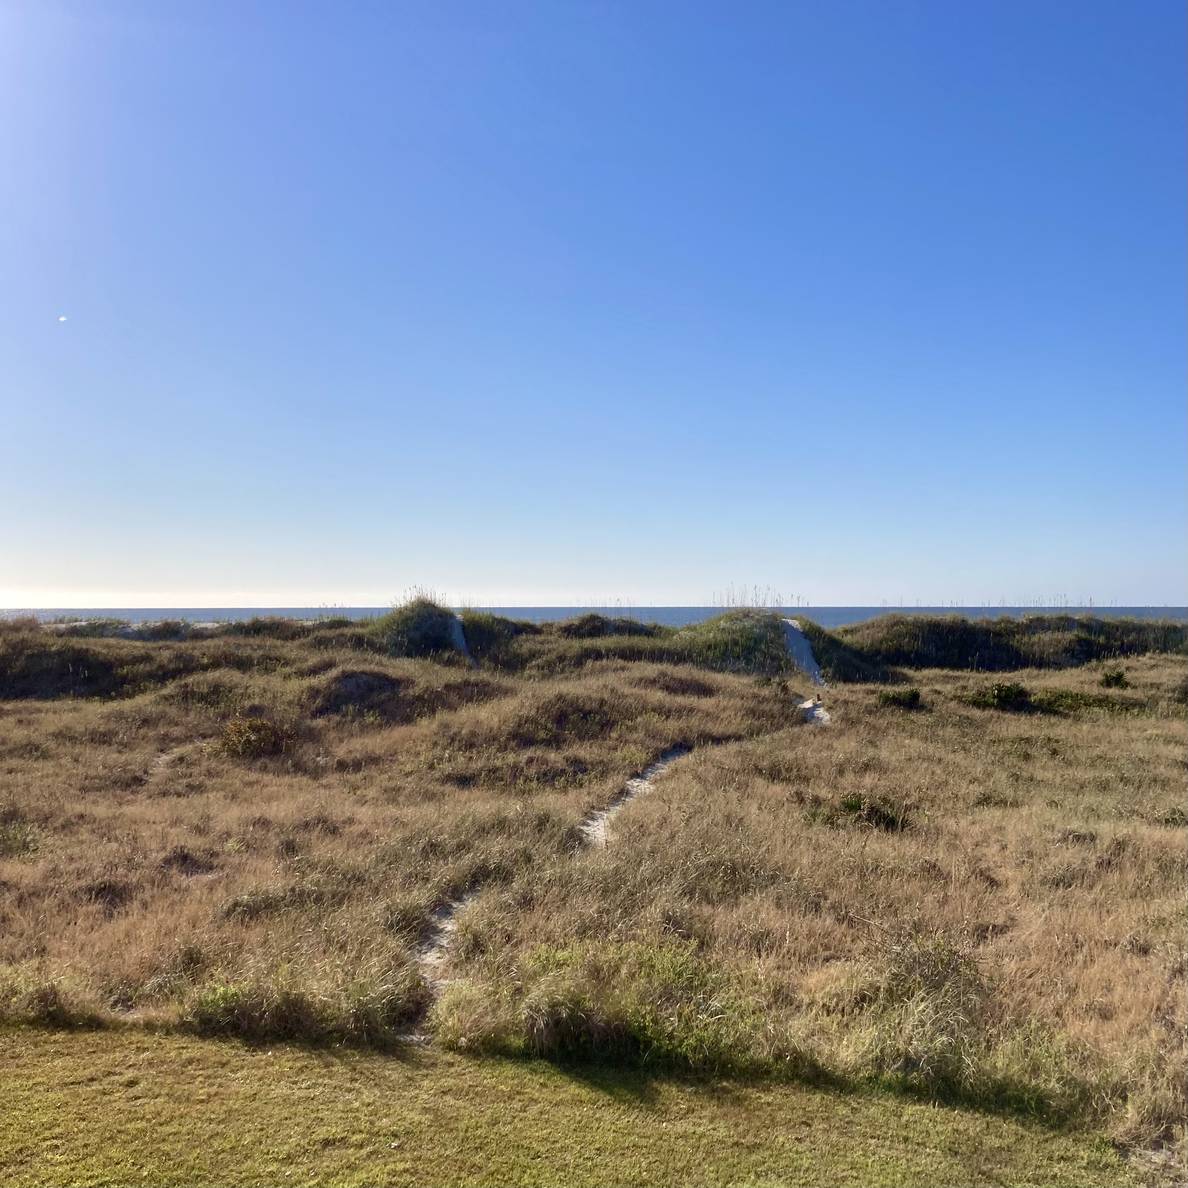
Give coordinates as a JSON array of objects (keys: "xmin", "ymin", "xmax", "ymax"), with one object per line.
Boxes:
[{"xmin": 1, "ymin": 1027, "xmax": 1137, "ymax": 1188}]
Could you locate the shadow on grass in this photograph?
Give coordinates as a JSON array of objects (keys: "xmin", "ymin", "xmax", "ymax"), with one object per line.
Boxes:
[
  {"xmin": 523, "ymin": 1051, "xmax": 845, "ymax": 1110},
  {"xmin": 12, "ymin": 1013, "xmax": 1104, "ymax": 1139},
  {"xmin": 473, "ymin": 1048, "xmax": 1097, "ymax": 1138}
]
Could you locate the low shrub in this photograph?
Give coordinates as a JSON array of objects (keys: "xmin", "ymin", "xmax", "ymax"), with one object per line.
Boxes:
[
  {"xmin": 135, "ymin": 620, "xmax": 190, "ymax": 641},
  {"xmin": 676, "ymin": 611, "xmax": 790, "ymax": 675},
  {"xmin": 1033, "ymin": 690, "xmax": 1130, "ymax": 714},
  {"xmin": 219, "ymin": 715, "xmax": 295, "ymax": 758},
  {"xmin": 430, "ymin": 980, "xmax": 520, "ymax": 1054},
  {"xmin": 878, "ymin": 687, "xmax": 922, "ymax": 710},
  {"xmin": 0, "ymin": 813, "xmax": 39, "ymax": 858},
  {"xmin": 837, "ymin": 794, "xmax": 914, "ymax": 832},
  {"xmin": 796, "ymin": 619, "xmax": 897, "ymax": 683},
  {"xmin": 635, "ymin": 670, "xmax": 719, "ymax": 698},
  {"xmin": 970, "ymin": 682, "xmax": 1032, "ymax": 711},
  {"xmin": 1099, "ymin": 667, "xmax": 1129, "ymax": 689},
  {"xmin": 50, "ymin": 618, "xmax": 130, "ymax": 637},
  {"xmin": 185, "ymin": 982, "xmax": 324, "ymax": 1041}
]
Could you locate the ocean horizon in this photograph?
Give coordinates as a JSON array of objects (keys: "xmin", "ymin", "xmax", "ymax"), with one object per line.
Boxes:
[{"xmin": 7, "ymin": 605, "xmax": 1187, "ymax": 629}]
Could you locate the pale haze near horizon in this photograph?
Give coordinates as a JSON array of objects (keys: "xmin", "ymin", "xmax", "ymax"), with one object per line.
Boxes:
[{"xmin": 1, "ymin": 1, "xmax": 1184, "ymax": 610}]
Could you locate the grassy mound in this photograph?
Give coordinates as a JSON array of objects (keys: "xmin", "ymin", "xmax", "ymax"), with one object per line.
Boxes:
[
  {"xmin": 457, "ymin": 611, "xmax": 540, "ymax": 666},
  {"xmin": 370, "ymin": 599, "xmax": 462, "ymax": 658},
  {"xmin": 800, "ymin": 614, "xmax": 1186, "ymax": 680},
  {"xmin": 0, "ymin": 635, "xmax": 122, "ymax": 698},
  {"xmin": 550, "ymin": 614, "xmax": 661, "ymax": 639},
  {"xmin": 461, "ymin": 610, "xmax": 794, "ymax": 676}
]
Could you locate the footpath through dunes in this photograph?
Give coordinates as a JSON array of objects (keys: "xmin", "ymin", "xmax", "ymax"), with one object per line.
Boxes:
[
  {"xmin": 782, "ymin": 618, "xmax": 824, "ymax": 685},
  {"xmin": 449, "ymin": 613, "xmax": 477, "ymax": 667},
  {"xmin": 413, "ymin": 747, "xmax": 695, "ymax": 1004},
  {"xmin": 578, "ymin": 746, "xmax": 691, "ymax": 848},
  {"xmin": 411, "ymin": 619, "xmax": 827, "ymax": 1010},
  {"xmin": 783, "ymin": 617, "xmax": 832, "ymax": 724}
]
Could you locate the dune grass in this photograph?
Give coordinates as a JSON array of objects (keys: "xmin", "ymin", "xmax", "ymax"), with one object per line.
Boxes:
[
  {"xmin": 0, "ymin": 1026, "xmax": 1140, "ymax": 1188},
  {"xmin": 816, "ymin": 613, "xmax": 1187, "ymax": 678},
  {"xmin": 0, "ymin": 607, "xmax": 1184, "ymax": 1169}
]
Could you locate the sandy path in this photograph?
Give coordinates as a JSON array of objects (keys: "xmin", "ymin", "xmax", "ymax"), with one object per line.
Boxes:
[
  {"xmin": 798, "ymin": 696, "xmax": 832, "ymax": 725},
  {"xmin": 782, "ymin": 618, "xmax": 831, "ymax": 724},
  {"xmin": 413, "ymin": 746, "xmax": 692, "ymax": 1005},
  {"xmin": 450, "ymin": 615, "xmax": 477, "ymax": 667},
  {"xmin": 411, "ymin": 617, "xmax": 826, "ymax": 1012},
  {"xmin": 578, "ymin": 747, "xmax": 691, "ymax": 848},
  {"xmin": 416, "ymin": 891, "xmax": 480, "ymax": 989},
  {"xmin": 782, "ymin": 618, "xmax": 824, "ymax": 685}
]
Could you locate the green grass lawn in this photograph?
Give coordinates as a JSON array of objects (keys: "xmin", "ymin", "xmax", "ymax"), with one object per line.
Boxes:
[{"xmin": 1, "ymin": 1027, "xmax": 1137, "ymax": 1187}]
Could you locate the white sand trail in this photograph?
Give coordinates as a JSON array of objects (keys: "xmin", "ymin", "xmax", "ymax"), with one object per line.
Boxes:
[
  {"xmin": 450, "ymin": 614, "xmax": 477, "ymax": 667},
  {"xmin": 579, "ymin": 747, "xmax": 691, "ymax": 848},
  {"xmin": 782, "ymin": 618, "xmax": 824, "ymax": 685},
  {"xmin": 782, "ymin": 617, "xmax": 831, "ymax": 724}
]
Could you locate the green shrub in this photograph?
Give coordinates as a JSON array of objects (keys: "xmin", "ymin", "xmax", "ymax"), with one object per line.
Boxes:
[
  {"xmin": 219, "ymin": 715, "xmax": 295, "ymax": 758},
  {"xmin": 970, "ymin": 682, "xmax": 1032, "ymax": 711},
  {"xmin": 430, "ymin": 980, "xmax": 520, "ymax": 1054},
  {"xmin": 878, "ymin": 687, "xmax": 922, "ymax": 710},
  {"xmin": 135, "ymin": 619, "xmax": 189, "ymax": 641},
  {"xmin": 0, "ymin": 812, "xmax": 39, "ymax": 858},
  {"xmin": 53, "ymin": 618, "xmax": 131, "ymax": 638},
  {"xmin": 836, "ymin": 794, "xmax": 914, "ymax": 832},
  {"xmin": 459, "ymin": 610, "xmax": 796, "ymax": 677},
  {"xmin": 796, "ymin": 619, "xmax": 897, "ymax": 683},
  {"xmin": 1098, "ymin": 667, "xmax": 1128, "ymax": 689},
  {"xmin": 185, "ymin": 983, "xmax": 324, "ymax": 1041},
  {"xmin": 436, "ymin": 941, "xmax": 769, "ymax": 1074},
  {"xmin": 1033, "ymin": 690, "xmax": 1129, "ymax": 714}
]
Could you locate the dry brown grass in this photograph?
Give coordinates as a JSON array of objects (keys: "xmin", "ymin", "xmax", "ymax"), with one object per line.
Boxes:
[{"xmin": 0, "ymin": 619, "xmax": 1183, "ymax": 1153}]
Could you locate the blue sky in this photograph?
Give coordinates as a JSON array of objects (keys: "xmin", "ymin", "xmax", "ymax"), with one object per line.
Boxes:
[{"xmin": 2, "ymin": 0, "xmax": 1183, "ymax": 607}]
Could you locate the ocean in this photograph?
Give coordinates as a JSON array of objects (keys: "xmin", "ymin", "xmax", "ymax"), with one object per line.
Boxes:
[{"xmin": 8, "ymin": 606, "xmax": 1187, "ymax": 628}]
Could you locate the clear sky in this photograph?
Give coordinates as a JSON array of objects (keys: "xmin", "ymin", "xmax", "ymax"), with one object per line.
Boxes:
[{"xmin": 2, "ymin": 0, "xmax": 1184, "ymax": 608}]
